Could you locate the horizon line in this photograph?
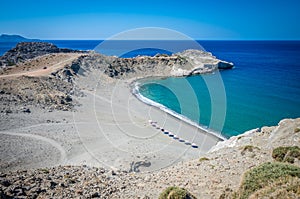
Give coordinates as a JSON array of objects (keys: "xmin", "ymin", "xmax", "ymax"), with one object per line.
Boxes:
[
  {"xmin": 42, "ymin": 38, "xmax": 300, "ymax": 41},
  {"xmin": 1, "ymin": 34, "xmax": 300, "ymax": 41}
]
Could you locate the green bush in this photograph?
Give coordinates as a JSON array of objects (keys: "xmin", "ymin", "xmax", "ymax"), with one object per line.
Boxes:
[
  {"xmin": 7, "ymin": 60, "xmax": 15, "ymax": 66},
  {"xmin": 159, "ymin": 186, "xmax": 196, "ymax": 199},
  {"xmin": 272, "ymin": 146, "xmax": 300, "ymax": 163},
  {"xmin": 248, "ymin": 176, "xmax": 300, "ymax": 198},
  {"xmin": 235, "ymin": 162, "xmax": 300, "ymax": 199}
]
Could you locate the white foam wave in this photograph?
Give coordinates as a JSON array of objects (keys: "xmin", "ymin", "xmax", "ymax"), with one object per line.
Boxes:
[{"xmin": 132, "ymin": 81, "xmax": 227, "ymax": 141}]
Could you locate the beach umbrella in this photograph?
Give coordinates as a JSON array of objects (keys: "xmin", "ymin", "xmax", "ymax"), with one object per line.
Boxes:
[{"xmin": 191, "ymin": 143, "xmax": 198, "ymax": 148}]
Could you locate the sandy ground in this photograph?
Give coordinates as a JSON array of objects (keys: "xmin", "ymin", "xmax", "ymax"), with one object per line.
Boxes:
[
  {"xmin": 0, "ymin": 55, "xmax": 221, "ymax": 173},
  {"xmin": 69, "ymin": 70, "xmax": 221, "ymax": 172}
]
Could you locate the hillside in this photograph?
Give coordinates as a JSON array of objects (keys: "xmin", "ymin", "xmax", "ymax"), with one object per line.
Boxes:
[{"xmin": 1, "ymin": 118, "xmax": 299, "ymax": 198}]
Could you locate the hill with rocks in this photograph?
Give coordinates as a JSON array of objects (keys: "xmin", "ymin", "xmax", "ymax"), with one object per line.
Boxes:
[{"xmin": 0, "ymin": 42, "xmax": 85, "ymax": 67}]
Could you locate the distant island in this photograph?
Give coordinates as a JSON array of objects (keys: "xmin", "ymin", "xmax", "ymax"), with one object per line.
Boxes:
[{"xmin": 0, "ymin": 34, "xmax": 39, "ymax": 42}]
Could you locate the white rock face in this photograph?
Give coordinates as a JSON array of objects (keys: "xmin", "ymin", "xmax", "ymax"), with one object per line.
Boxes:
[
  {"xmin": 209, "ymin": 129, "xmax": 258, "ymax": 152},
  {"xmin": 175, "ymin": 49, "xmax": 233, "ymax": 76},
  {"xmin": 210, "ymin": 118, "xmax": 300, "ymax": 153},
  {"xmin": 84, "ymin": 49, "xmax": 235, "ymax": 79}
]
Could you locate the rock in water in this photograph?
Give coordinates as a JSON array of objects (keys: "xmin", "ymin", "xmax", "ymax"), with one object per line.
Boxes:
[{"xmin": 217, "ymin": 61, "xmax": 234, "ymax": 69}]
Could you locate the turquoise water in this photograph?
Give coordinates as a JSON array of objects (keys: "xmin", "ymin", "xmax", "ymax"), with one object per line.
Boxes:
[{"xmin": 138, "ymin": 41, "xmax": 300, "ymax": 138}]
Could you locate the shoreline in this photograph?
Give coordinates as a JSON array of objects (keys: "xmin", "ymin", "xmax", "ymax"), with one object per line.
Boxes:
[
  {"xmin": 130, "ymin": 77, "xmax": 227, "ymax": 141},
  {"xmin": 69, "ymin": 67, "xmax": 225, "ymax": 171}
]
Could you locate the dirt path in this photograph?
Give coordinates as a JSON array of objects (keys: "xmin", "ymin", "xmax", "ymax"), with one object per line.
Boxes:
[
  {"xmin": 0, "ymin": 131, "xmax": 67, "ymax": 164},
  {"xmin": 0, "ymin": 53, "xmax": 86, "ymax": 78}
]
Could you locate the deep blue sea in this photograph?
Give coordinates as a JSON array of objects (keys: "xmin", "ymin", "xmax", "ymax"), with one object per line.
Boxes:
[
  {"xmin": 1, "ymin": 40, "xmax": 299, "ymax": 138},
  {"xmin": 138, "ymin": 41, "xmax": 300, "ymax": 137}
]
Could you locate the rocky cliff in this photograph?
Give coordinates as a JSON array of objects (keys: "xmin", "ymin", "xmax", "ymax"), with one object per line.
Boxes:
[
  {"xmin": 175, "ymin": 49, "xmax": 233, "ymax": 75},
  {"xmin": 67, "ymin": 49, "xmax": 233, "ymax": 79}
]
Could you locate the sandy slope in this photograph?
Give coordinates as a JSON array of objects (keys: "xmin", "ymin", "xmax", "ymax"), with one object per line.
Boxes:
[
  {"xmin": 69, "ymin": 69, "xmax": 221, "ymax": 172},
  {"xmin": 1, "ymin": 118, "xmax": 299, "ymax": 198}
]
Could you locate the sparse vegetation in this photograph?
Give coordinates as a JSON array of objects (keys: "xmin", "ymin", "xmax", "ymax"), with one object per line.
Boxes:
[
  {"xmin": 155, "ymin": 53, "xmax": 169, "ymax": 57},
  {"xmin": 295, "ymin": 127, "xmax": 300, "ymax": 133},
  {"xmin": 272, "ymin": 146, "xmax": 300, "ymax": 163},
  {"xmin": 39, "ymin": 168, "xmax": 49, "ymax": 174},
  {"xmin": 237, "ymin": 136, "xmax": 243, "ymax": 140},
  {"xmin": 240, "ymin": 145, "xmax": 260, "ymax": 155},
  {"xmin": 234, "ymin": 162, "xmax": 300, "ymax": 199},
  {"xmin": 219, "ymin": 188, "xmax": 234, "ymax": 199},
  {"xmin": 177, "ymin": 55, "xmax": 188, "ymax": 63},
  {"xmin": 248, "ymin": 176, "xmax": 300, "ymax": 198},
  {"xmin": 159, "ymin": 186, "xmax": 196, "ymax": 199},
  {"xmin": 7, "ymin": 60, "xmax": 15, "ymax": 66},
  {"xmin": 199, "ymin": 157, "xmax": 210, "ymax": 162}
]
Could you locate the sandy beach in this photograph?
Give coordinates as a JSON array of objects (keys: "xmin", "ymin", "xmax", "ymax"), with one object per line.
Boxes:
[{"xmin": 0, "ymin": 51, "xmax": 222, "ymax": 173}]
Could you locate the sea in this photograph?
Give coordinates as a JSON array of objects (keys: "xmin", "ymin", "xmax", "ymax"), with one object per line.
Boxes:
[{"xmin": 1, "ymin": 40, "xmax": 300, "ymax": 138}]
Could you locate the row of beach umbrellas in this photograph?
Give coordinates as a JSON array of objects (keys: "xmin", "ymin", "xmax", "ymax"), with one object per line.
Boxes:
[{"xmin": 149, "ymin": 120, "xmax": 198, "ymax": 148}]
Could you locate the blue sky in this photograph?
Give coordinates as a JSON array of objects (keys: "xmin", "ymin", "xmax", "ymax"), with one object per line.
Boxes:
[{"xmin": 1, "ymin": 0, "xmax": 300, "ymax": 40}]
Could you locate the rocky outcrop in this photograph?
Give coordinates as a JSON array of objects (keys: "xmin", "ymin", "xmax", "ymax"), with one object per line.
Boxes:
[
  {"xmin": 104, "ymin": 54, "xmax": 189, "ymax": 78},
  {"xmin": 0, "ymin": 75, "xmax": 76, "ymax": 113},
  {"xmin": 0, "ymin": 42, "xmax": 233, "ymax": 78},
  {"xmin": 95, "ymin": 49, "xmax": 233, "ymax": 79},
  {"xmin": 175, "ymin": 49, "xmax": 234, "ymax": 75},
  {"xmin": 0, "ymin": 42, "xmax": 84, "ymax": 67},
  {"xmin": 217, "ymin": 61, "xmax": 234, "ymax": 69}
]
